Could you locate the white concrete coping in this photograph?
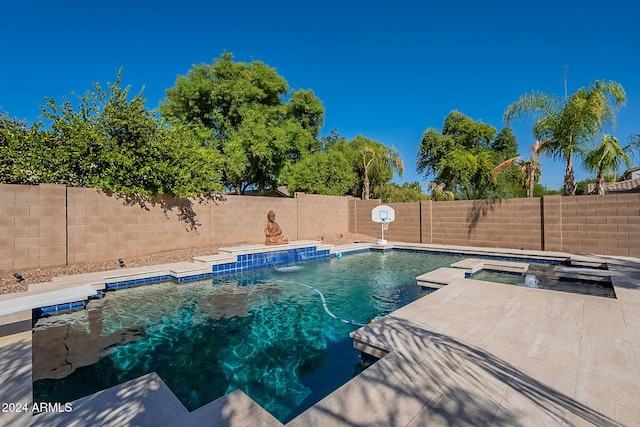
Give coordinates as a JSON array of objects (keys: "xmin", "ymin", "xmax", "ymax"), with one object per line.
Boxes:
[
  {"xmin": 416, "ymin": 267, "xmax": 466, "ymax": 288},
  {"xmin": 0, "ymin": 285, "xmax": 98, "ymax": 317},
  {"xmin": 329, "ymin": 242, "xmax": 373, "ymax": 254},
  {"xmin": 450, "ymin": 258, "xmax": 529, "ymax": 274},
  {"xmin": 100, "ymin": 263, "xmax": 210, "ymax": 283},
  {"xmin": 192, "ymin": 254, "xmax": 236, "ymax": 267},
  {"xmin": 388, "ymin": 242, "xmax": 569, "ymax": 262},
  {"xmin": 218, "ymin": 240, "xmax": 326, "ymax": 257}
]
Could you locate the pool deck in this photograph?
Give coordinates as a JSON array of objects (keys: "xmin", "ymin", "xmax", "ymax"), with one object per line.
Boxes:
[{"xmin": 1, "ymin": 241, "xmax": 639, "ymax": 426}]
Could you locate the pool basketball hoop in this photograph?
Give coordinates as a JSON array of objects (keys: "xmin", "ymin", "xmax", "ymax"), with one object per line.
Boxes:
[{"xmin": 371, "ymin": 205, "xmax": 395, "ymax": 245}]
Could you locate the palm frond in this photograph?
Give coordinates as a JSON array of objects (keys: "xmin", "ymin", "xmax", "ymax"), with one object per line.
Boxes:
[
  {"xmin": 584, "ymin": 134, "xmax": 631, "ymax": 176},
  {"xmin": 491, "ymin": 156, "xmax": 520, "ymax": 183}
]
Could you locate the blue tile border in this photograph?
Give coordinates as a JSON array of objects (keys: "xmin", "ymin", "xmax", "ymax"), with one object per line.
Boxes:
[
  {"xmin": 333, "ymin": 248, "xmax": 369, "ymax": 256},
  {"xmin": 39, "ymin": 299, "xmax": 87, "ymax": 315},
  {"xmin": 106, "ymin": 274, "xmax": 175, "ymax": 290},
  {"xmin": 177, "ymin": 273, "xmax": 214, "ymax": 283},
  {"xmin": 210, "ymin": 247, "xmax": 331, "ymax": 276}
]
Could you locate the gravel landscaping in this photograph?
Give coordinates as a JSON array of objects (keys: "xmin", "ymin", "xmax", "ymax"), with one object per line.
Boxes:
[{"xmin": 1, "ymin": 233, "xmax": 377, "ymax": 295}]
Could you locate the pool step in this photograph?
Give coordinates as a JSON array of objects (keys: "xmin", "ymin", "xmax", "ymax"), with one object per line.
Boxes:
[
  {"xmin": 450, "ymin": 258, "xmax": 529, "ymax": 274},
  {"xmin": 192, "ymin": 254, "xmax": 236, "ymax": 267},
  {"xmin": 568, "ymin": 255, "xmax": 608, "ymax": 269},
  {"xmin": 416, "ymin": 268, "xmax": 466, "ymax": 289},
  {"xmin": 554, "ymin": 266, "xmax": 612, "ymax": 283}
]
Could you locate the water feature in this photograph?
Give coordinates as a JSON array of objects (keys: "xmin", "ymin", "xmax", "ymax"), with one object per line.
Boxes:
[
  {"xmin": 270, "ymin": 248, "xmax": 305, "ymax": 272},
  {"xmin": 471, "ymin": 262, "xmax": 615, "ymax": 298},
  {"xmin": 524, "ymin": 274, "xmax": 540, "ymax": 288}
]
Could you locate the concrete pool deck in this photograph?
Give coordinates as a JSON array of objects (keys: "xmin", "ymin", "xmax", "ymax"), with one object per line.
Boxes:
[{"xmin": 1, "ymin": 242, "xmax": 639, "ymax": 426}]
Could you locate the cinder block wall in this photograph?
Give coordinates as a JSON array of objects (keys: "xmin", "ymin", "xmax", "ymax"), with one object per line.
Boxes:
[
  {"xmin": 0, "ymin": 184, "xmax": 67, "ymax": 270},
  {"xmin": 211, "ymin": 196, "xmax": 298, "ymax": 245},
  {"xmin": 3, "ymin": 184, "xmax": 640, "ymax": 272},
  {"xmin": 559, "ymin": 193, "xmax": 640, "ymax": 257},
  {"xmin": 295, "ymin": 193, "xmax": 350, "ymax": 239},
  {"xmin": 352, "ymin": 197, "xmax": 542, "ymax": 250},
  {"xmin": 1, "ymin": 185, "xmax": 352, "ymax": 271},
  {"xmin": 351, "ymin": 194, "xmax": 640, "ymax": 257},
  {"xmin": 542, "ymin": 196, "xmax": 562, "ymax": 252},
  {"xmin": 384, "ymin": 202, "xmax": 421, "ymax": 243},
  {"xmin": 349, "ymin": 199, "xmax": 382, "ymax": 237},
  {"xmin": 429, "ymin": 198, "xmax": 543, "ymax": 250},
  {"xmin": 67, "ymin": 188, "xmax": 215, "ymax": 264}
]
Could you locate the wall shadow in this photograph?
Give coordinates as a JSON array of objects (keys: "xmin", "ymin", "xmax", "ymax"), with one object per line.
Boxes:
[
  {"xmin": 466, "ymin": 198, "xmax": 501, "ymax": 236},
  {"xmin": 101, "ymin": 191, "xmax": 227, "ymax": 231}
]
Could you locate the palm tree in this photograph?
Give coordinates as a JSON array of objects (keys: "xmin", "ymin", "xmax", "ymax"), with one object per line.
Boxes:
[
  {"xmin": 504, "ymin": 80, "xmax": 626, "ymax": 196},
  {"xmin": 522, "ymin": 140, "xmax": 544, "ymax": 197},
  {"xmin": 519, "ymin": 159, "xmax": 542, "ymax": 198},
  {"xmin": 360, "ymin": 145, "xmax": 376, "ymax": 200},
  {"xmin": 428, "ymin": 182, "xmax": 455, "ymax": 201},
  {"xmin": 491, "ymin": 140, "xmax": 544, "ymax": 198},
  {"xmin": 354, "ymin": 136, "xmax": 404, "ymax": 200},
  {"xmin": 584, "ymin": 134, "xmax": 632, "ymax": 195}
]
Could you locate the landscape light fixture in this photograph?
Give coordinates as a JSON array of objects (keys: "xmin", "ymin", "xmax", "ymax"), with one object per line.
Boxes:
[
  {"xmin": 118, "ymin": 258, "xmax": 125, "ymax": 268},
  {"xmin": 13, "ymin": 272, "xmax": 24, "ymax": 283}
]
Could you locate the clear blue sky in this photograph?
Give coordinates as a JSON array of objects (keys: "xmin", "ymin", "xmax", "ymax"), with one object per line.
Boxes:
[{"xmin": 2, "ymin": 0, "xmax": 638, "ymax": 191}]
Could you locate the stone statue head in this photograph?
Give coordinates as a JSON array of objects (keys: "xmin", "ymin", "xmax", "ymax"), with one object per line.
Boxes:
[{"xmin": 267, "ymin": 210, "xmax": 276, "ymax": 222}]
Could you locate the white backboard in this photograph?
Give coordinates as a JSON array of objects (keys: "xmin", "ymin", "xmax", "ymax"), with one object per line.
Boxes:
[{"xmin": 371, "ymin": 205, "xmax": 395, "ymax": 223}]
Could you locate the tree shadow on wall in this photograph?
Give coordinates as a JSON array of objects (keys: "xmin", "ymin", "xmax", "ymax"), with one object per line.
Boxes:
[
  {"xmin": 101, "ymin": 191, "xmax": 227, "ymax": 232},
  {"xmin": 466, "ymin": 198, "xmax": 501, "ymax": 237}
]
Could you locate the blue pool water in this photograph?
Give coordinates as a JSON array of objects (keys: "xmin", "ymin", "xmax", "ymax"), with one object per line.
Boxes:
[{"xmin": 32, "ymin": 251, "xmax": 465, "ymax": 423}]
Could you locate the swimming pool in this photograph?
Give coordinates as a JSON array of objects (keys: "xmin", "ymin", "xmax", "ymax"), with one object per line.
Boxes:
[{"xmin": 32, "ymin": 251, "xmax": 465, "ymax": 423}]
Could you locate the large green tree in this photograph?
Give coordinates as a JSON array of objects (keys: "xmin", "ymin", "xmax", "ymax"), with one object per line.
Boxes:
[
  {"xmin": 417, "ymin": 111, "xmax": 519, "ymax": 199},
  {"xmin": 281, "ymin": 130, "xmax": 358, "ymax": 195},
  {"xmin": 160, "ymin": 53, "xmax": 324, "ymax": 194},
  {"xmin": 1, "ymin": 72, "xmax": 223, "ymax": 197},
  {"xmin": 281, "ymin": 147, "xmax": 357, "ymax": 196},
  {"xmin": 504, "ymin": 80, "xmax": 626, "ymax": 196},
  {"xmin": 491, "ymin": 127, "xmax": 519, "ymax": 160},
  {"xmin": 372, "ymin": 181, "xmax": 429, "ymax": 202},
  {"xmin": 281, "ymin": 130, "xmax": 404, "ymax": 199},
  {"xmin": 0, "ymin": 113, "xmax": 48, "ymax": 184}
]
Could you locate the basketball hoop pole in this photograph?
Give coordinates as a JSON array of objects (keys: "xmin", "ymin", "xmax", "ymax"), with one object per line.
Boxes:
[{"xmin": 381, "ymin": 219, "xmax": 386, "ymax": 242}]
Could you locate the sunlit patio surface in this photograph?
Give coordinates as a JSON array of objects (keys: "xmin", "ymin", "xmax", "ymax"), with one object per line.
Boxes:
[{"xmin": 1, "ymin": 242, "xmax": 639, "ymax": 426}]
